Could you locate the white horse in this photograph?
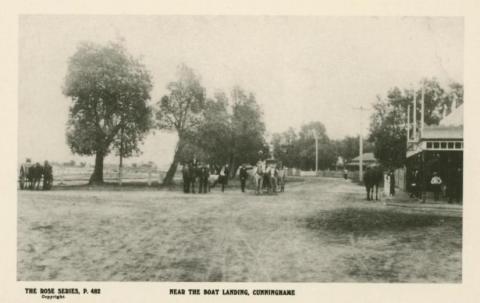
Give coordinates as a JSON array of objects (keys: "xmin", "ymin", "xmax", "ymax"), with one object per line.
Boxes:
[{"xmin": 247, "ymin": 164, "xmax": 265, "ymax": 194}]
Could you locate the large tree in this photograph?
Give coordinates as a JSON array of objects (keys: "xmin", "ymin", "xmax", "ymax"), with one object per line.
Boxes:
[
  {"xmin": 186, "ymin": 87, "xmax": 266, "ymax": 175},
  {"xmin": 296, "ymin": 121, "xmax": 336, "ymax": 170},
  {"xmin": 156, "ymin": 64, "xmax": 206, "ymax": 185},
  {"xmin": 229, "ymin": 87, "xmax": 266, "ymax": 173},
  {"xmin": 189, "ymin": 91, "xmax": 233, "ymax": 165},
  {"xmin": 272, "ymin": 127, "xmax": 298, "ymax": 167},
  {"xmin": 63, "ymin": 41, "xmax": 153, "ymax": 184}
]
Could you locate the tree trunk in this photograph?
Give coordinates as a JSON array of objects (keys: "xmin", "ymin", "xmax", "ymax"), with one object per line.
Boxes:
[
  {"xmin": 89, "ymin": 150, "xmax": 104, "ymax": 184},
  {"xmin": 228, "ymin": 154, "xmax": 235, "ymax": 178},
  {"xmin": 162, "ymin": 141, "xmax": 183, "ymax": 185},
  {"xmin": 230, "ymin": 158, "xmax": 238, "ymax": 178}
]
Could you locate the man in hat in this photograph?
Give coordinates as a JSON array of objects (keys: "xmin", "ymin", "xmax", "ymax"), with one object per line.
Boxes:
[
  {"xmin": 181, "ymin": 162, "xmax": 190, "ymax": 193},
  {"xmin": 430, "ymin": 171, "xmax": 443, "ymax": 201},
  {"xmin": 219, "ymin": 163, "xmax": 229, "ymax": 192},
  {"xmin": 198, "ymin": 164, "xmax": 210, "ymax": 194},
  {"xmin": 239, "ymin": 163, "xmax": 249, "ymax": 193},
  {"xmin": 255, "ymin": 151, "xmax": 267, "ymax": 194},
  {"xmin": 43, "ymin": 160, "xmax": 53, "ymax": 190}
]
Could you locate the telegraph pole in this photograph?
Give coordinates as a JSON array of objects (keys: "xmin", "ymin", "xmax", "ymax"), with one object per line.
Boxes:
[
  {"xmin": 311, "ymin": 130, "xmax": 318, "ymax": 176},
  {"xmin": 353, "ymin": 106, "xmax": 368, "ymax": 182},
  {"xmin": 118, "ymin": 126, "xmax": 124, "ymax": 186},
  {"xmin": 413, "ymin": 87, "xmax": 417, "ymax": 140},
  {"xmin": 420, "ymin": 83, "xmax": 425, "ymax": 135}
]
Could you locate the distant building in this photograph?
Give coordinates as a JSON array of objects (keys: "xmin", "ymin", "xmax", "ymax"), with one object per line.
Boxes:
[
  {"xmin": 345, "ymin": 152, "xmax": 378, "ymax": 170},
  {"xmin": 335, "ymin": 156, "xmax": 344, "ymax": 169}
]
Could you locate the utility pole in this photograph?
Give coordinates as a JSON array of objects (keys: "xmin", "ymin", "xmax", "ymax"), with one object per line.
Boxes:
[
  {"xmin": 311, "ymin": 130, "xmax": 318, "ymax": 176},
  {"xmin": 413, "ymin": 87, "xmax": 417, "ymax": 141},
  {"xmin": 420, "ymin": 83, "xmax": 425, "ymax": 135},
  {"xmin": 406, "ymin": 104, "xmax": 411, "ymax": 145},
  {"xmin": 353, "ymin": 106, "xmax": 368, "ymax": 182},
  {"xmin": 118, "ymin": 126, "xmax": 124, "ymax": 186}
]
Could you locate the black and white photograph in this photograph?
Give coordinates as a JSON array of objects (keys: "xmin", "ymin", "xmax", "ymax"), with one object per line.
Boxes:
[{"xmin": 15, "ymin": 15, "xmax": 465, "ymax": 286}]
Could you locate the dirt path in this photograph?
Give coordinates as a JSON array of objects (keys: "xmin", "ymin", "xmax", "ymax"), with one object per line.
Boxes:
[{"xmin": 17, "ymin": 177, "xmax": 461, "ymax": 282}]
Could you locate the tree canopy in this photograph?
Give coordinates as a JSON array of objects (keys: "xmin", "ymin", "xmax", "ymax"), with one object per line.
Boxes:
[
  {"xmin": 368, "ymin": 78, "xmax": 463, "ymax": 168},
  {"xmin": 63, "ymin": 41, "xmax": 153, "ymax": 184},
  {"xmin": 272, "ymin": 121, "xmax": 342, "ymax": 170},
  {"xmin": 155, "ymin": 64, "xmax": 206, "ymax": 184}
]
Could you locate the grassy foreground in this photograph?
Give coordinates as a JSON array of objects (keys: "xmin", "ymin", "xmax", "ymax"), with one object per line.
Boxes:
[{"xmin": 17, "ymin": 178, "xmax": 461, "ymax": 282}]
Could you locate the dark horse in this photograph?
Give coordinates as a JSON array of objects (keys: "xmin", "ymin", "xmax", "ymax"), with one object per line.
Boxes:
[
  {"xmin": 26, "ymin": 163, "xmax": 43, "ymax": 190},
  {"xmin": 363, "ymin": 166, "xmax": 383, "ymax": 200}
]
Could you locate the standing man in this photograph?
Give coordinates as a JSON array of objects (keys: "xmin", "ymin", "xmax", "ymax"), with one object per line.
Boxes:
[
  {"xmin": 389, "ymin": 169, "xmax": 396, "ymax": 196},
  {"xmin": 448, "ymin": 167, "xmax": 462, "ymax": 204},
  {"xmin": 430, "ymin": 172, "xmax": 443, "ymax": 201},
  {"xmin": 410, "ymin": 169, "xmax": 421, "ymax": 199},
  {"xmin": 198, "ymin": 165, "xmax": 209, "ymax": 194},
  {"xmin": 190, "ymin": 157, "xmax": 199, "ymax": 193},
  {"xmin": 219, "ymin": 163, "xmax": 229, "ymax": 192},
  {"xmin": 239, "ymin": 164, "xmax": 248, "ymax": 193},
  {"xmin": 43, "ymin": 160, "xmax": 53, "ymax": 190},
  {"xmin": 256, "ymin": 151, "xmax": 266, "ymax": 194},
  {"xmin": 181, "ymin": 163, "xmax": 190, "ymax": 193}
]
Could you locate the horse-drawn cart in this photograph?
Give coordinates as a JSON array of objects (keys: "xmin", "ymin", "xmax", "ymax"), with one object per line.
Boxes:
[{"xmin": 251, "ymin": 158, "xmax": 286, "ymax": 194}]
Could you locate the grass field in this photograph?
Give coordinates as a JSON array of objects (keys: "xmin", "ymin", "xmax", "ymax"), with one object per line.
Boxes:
[{"xmin": 17, "ymin": 177, "xmax": 462, "ymax": 282}]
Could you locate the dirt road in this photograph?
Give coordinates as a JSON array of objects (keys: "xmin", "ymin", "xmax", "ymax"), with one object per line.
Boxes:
[{"xmin": 17, "ymin": 177, "xmax": 462, "ymax": 282}]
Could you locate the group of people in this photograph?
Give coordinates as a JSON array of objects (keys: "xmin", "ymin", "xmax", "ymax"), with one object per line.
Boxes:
[
  {"xmin": 409, "ymin": 168, "xmax": 462, "ymax": 203},
  {"xmin": 19, "ymin": 159, "xmax": 53, "ymax": 190},
  {"xmin": 181, "ymin": 151, "xmax": 287, "ymax": 195},
  {"xmin": 181, "ymin": 157, "xmax": 230, "ymax": 194},
  {"xmin": 253, "ymin": 152, "xmax": 287, "ymax": 194}
]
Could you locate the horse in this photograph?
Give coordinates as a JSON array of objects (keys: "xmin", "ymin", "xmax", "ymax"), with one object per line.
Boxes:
[
  {"xmin": 24, "ymin": 163, "xmax": 43, "ymax": 190},
  {"xmin": 208, "ymin": 174, "xmax": 219, "ymax": 190},
  {"xmin": 266, "ymin": 166, "xmax": 278, "ymax": 194},
  {"xmin": 247, "ymin": 165, "xmax": 264, "ymax": 195},
  {"xmin": 363, "ymin": 166, "xmax": 383, "ymax": 201}
]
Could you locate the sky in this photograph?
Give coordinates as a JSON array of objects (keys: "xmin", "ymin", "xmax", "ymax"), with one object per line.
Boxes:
[{"xmin": 18, "ymin": 16, "xmax": 463, "ymax": 169}]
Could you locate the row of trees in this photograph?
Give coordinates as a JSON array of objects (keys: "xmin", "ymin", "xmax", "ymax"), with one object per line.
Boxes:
[
  {"xmin": 368, "ymin": 78, "xmax": 463, "ymax": 168},
  {"xmin": 63, "ymin": 40, "xmax": 461, "ymax": 184},
  {"xmin": 63, "ymin": 41, "xmax": 266, "ymax": 185},
  {"xmin": 157, "ymin": 65, "xmax": 266, "ymax": 183},
  {"xmin": 271, "ymin": 122, "xmax": 373, "ymax": 171}
]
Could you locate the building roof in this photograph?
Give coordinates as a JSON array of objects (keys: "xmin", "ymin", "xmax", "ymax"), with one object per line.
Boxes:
[
  {"xmin": 421, "ymin": 125, "xmax": 463, "ymax": 140},
  {"xmin": 349, "ymin": 152, "xmax": 377, "ymax": 163},
  {"xmin": 440, "ymin": 103, "xmax": 463, "ymax": 127}
]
